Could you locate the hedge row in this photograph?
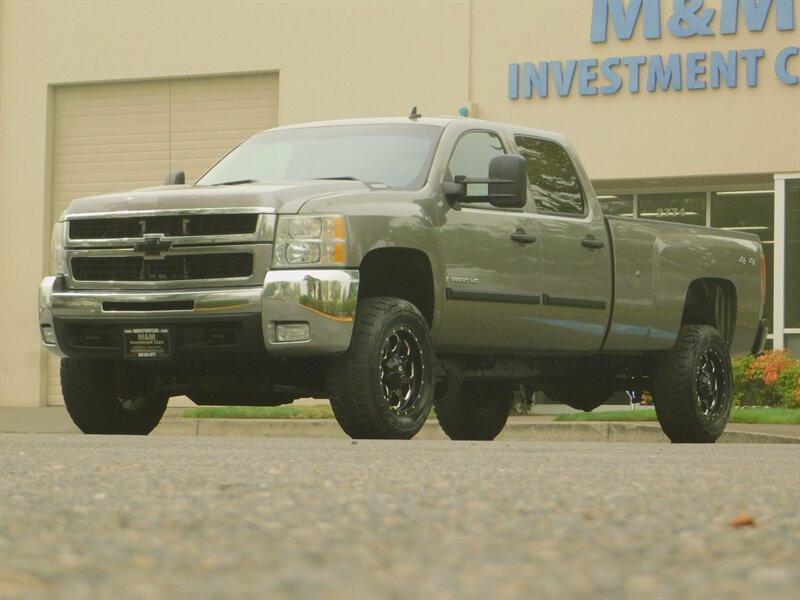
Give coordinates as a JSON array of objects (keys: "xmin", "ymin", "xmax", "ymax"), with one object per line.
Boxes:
[{"xmin": 732, "ymin": 350, "xmax": 800, "ymax": 409}]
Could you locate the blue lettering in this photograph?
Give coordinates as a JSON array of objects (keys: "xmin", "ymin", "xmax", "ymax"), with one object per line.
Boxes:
[
  {"xmin": 720, "ymin": 0, "xmax": 796, "ymax": 34},
  {"xmin": 647, "ymin": 54, "xmax": 683, "ymax": 91},
  {"xmin": 667, "ymin": 0, "xmax": 715, "ymax": 37},
  {"xmin": 523, "ymin": 62, "xmax": 549, "ymax": 98},
  {"xmin": 509, "ymin": 63, "xmax": 519, "ymax": 99},
  {"xmin": 740, "ymin": 48, "xmax": 765, "ymax": 86},
  {"xmin": 600, "ymin": 57, "xmax": 624, "ymax": 94},
  {"xmin": 578, "ymin": 59, "xmax": 600, "ymax": 95},
  {"xmin": 622, "ymin": 55, "xmax": 648, "ymax": 92},
  {"xmin": 590, "ymin": 0, "xmax": 662, "ymax": 42},
  {"xmin": 710, "ymin": 50, "xmax": 738, "ymax": 87},
  {"xmin": 551, "ymin": 60, "xmax": 578, "ymax": 96},
  {"xmin": 775, "ymin": 46, "xmax": 800, "ymax": 84},
  {"xmin": 686, "ymin": 52, "xmax": 708, "ymax": 89}
]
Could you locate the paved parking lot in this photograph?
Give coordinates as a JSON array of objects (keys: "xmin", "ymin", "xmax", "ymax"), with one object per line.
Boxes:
[{"xmin": 1, "ymin": 434, "xmax": 798, "ymax": 599}]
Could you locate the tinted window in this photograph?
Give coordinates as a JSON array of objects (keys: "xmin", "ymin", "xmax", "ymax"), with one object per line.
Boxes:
[
  {"xmin": 712, "ymin": 191, "xmax": 774, "ymax": 324},
  {"xmin": 638, "ymin": 192, "xmax": 706, "ymax": 226},
  {"xmin": 447, "ymin": 131, "xmax": 505, "ymax": 199},
  {"xmin": 597, "ymin": 194, "xmax": 634, "ymax": 216},
  {"xmin": 515, "ymin": 136, "xmax": 584, "ymax": 215}
]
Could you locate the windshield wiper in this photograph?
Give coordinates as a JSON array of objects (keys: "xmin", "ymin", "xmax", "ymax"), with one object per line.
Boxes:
[
  {"xmin": 212, "ymin": 179, "xmax": 259, "ymax": 186},
  {"xmin": 315, "ymin": 176, "xmax": 361, "ymax": 181}
]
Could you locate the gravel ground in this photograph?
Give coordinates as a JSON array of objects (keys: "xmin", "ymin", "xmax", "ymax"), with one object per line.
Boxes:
[{"xmin": 1, "ymin": 434, "xmax": 798, "ymax": 600}]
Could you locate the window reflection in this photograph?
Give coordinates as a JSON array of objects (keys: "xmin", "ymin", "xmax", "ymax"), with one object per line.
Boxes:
[
  {"xmin": 785, "ymin": 180, "xmax": 800, "ymax": 329},
  {"xmin": 515, "ymin": 136, "xmax": 584, "ymax": 216},
  {"xmin": 638, "ymin": 192, "xmax": 706, "ymax": 226},
  {"xmin": 597, "ymin": 194, "xmax": 633, "ymax": 217},
  {"xmin": 711, "ymin": 191, "xmax": 775, "ymax": 324}
]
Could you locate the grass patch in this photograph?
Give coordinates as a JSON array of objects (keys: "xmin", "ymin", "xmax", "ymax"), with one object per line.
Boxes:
[
  {"xmin": 554, "ymin": 407, "xmax": 800, "ymax": 425},
  {"xmin": 182, "ymin": 404, "xmax": 334, "ymax": 420},
  {"xmin": 184, "ymin": 405, "xmax": 440, "ymax": 420}
]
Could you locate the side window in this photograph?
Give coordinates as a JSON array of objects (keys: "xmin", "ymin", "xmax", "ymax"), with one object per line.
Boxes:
[
  {"xmin": 515, "ymin": 136, "xmax": 585, "ymax": 216},
  {"xmin": 447, "ymin": 131, "xmax": 505, "ymax": 205}
]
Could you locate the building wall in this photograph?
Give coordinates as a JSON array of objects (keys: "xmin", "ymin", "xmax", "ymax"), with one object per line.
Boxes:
[{"xmin": 1, "ymin": 0, "xmax": 798, "ymax": 406}]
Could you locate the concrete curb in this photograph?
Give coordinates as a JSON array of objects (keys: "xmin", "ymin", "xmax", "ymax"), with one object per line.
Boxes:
[
  {"xmin": 148, "ymin": 418, "xmax": 800, "ymax": 444},
  {"xmin": 1, "ymin": 407, "xmax": 797, "ymax": 443}
]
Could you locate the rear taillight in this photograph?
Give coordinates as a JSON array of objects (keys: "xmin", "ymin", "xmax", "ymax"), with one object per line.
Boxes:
[{"xmin": 760, "ymin": 255, "xmax": 767, "ymax": 308}]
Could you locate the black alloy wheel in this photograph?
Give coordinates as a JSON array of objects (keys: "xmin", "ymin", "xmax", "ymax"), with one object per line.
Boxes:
[{"xmin": 328, "ymin": 297, "xmax": 435, "ymax": 439}]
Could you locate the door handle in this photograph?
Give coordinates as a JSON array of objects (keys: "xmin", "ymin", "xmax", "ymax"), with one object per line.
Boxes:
[
  {"xmin": 581, "ymin": 237, "xmax": 605, "ymax": 249},
  {"xmin": 511, "ymin": 231, "xmax": 537, "ymax": 244}
]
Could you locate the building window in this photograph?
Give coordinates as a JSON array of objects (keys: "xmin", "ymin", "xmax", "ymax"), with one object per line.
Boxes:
[
  {"xmin": 711, "ymin": 191, "xmax": 775, "ymax": 325},
  {"xmin": 785, "ymin": 180, "xmax": 800, "ymax": 330},
  {"xmin": 597, "ymin": 194, "xmax": 634, "ymax": 216},
  {"xmin": 637, "ymin": 192, "xmax": 706, "ymax": 226}
]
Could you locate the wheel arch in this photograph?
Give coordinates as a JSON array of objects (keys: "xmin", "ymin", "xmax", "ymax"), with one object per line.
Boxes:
[
  {"xmin": 680, "ymin": 278, "xmax": 737, "ymax": 346},
  {"xmin": 358, "ymin": 247, "xmax": 435, "ymax": 326}
]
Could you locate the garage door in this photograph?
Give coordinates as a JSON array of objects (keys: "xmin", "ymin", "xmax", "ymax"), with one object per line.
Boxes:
[{"xmin": 47, "ymin": 72, "xmax": 279, "ymax": 405}]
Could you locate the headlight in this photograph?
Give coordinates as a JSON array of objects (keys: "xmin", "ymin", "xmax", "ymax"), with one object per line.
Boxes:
[
  {"xmin": 273, "ymin": 216, "xmax": 347, "ymax": 267},
  {"xmin": 50, "ymin": 221, "xmax": 67, "ymax": 275}
]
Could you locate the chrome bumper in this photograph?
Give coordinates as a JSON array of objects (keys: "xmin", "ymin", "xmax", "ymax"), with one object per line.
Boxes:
[{"xmin": 39, "ymin": 269, "xmax": 359, "ymax": 357}]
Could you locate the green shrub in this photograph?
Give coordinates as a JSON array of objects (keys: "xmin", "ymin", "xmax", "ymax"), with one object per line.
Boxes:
[{"xmin": 732, "ymin": 349, "xmax": 800, "ymax": 408}]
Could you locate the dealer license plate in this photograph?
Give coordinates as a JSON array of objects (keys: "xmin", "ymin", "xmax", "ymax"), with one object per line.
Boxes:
[{"xmin": 123, "ymin": 327, "xmax": 172, "ymax": 359}]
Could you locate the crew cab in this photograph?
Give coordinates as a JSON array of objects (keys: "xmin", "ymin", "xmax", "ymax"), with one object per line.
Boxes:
[{"xmin": 39, "ymin": 115, "xmax": 768, "ymax": 442}]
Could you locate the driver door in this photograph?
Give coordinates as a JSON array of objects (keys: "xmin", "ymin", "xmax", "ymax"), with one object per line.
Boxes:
[{"xmin": 436, "ymin": 130, "xmax": 543, "ymax": 352}]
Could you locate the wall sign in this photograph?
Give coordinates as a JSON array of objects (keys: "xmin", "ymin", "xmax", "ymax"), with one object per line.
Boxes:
[{"xmin": 508, "ymin": 0, "xmax": 799, "ymax": 99}]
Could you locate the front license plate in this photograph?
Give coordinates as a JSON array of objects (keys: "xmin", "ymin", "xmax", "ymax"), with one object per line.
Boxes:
[{"xmin": 123, "ymin": 327, "xmax": 172, "ymax": 359}]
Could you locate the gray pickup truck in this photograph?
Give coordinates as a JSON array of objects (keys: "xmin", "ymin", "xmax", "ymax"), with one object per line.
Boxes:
[{"xmin": 39, "ymin": 115, "xmax": 768, "ymax": 443}]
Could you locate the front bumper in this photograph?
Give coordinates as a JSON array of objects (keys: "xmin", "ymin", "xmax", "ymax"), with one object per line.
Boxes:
[{"xmin": 39, "ymin": 269, "xmax": 359, "ymax": 359}]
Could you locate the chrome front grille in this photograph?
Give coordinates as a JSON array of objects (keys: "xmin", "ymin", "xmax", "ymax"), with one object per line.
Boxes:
[
  {"xmin": 62, "ymin": 209, "xmax": 275, "ymax": 290},
  {"xmin": 69, "ymin": 213, "xmax": 259, "ymax": 239},
  {"xmin": 71, "ymin": 253, "xmax": 254, "ymax": 282}
]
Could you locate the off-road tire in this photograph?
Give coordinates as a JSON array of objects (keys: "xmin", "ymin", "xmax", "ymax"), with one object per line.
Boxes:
[
  {"xmin": 651, "ymin": 325, "xmax": 733, "ymax": 443},
  {"xmin": 328, "ymin": 297, "xmax": 435, "ymax": 439},
  {"xmin": 61, "ymin": 359, "xmax": 168, "ymax": 435},
  {"xmin": 435, "ymin": 382, "xmax": 513, "ymax": 441}
]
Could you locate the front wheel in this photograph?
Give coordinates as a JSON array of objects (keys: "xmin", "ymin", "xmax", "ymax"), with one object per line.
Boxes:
[
  {"xmin": 61, "ymin": 359, "xmax": 168, "ymax": 435},
  {"xmin": 328, "ymin": 297, "xmax": 435, "ymax": 439},
  {"xmin": 651, "ymin": 325, "xmax": 733, "ymax": 443}
]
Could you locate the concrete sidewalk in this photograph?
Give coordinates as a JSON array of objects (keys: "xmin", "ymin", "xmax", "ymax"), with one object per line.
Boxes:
[{"xmin": 1, "ymin": 406, "xmax": 798, "ymax": 443}]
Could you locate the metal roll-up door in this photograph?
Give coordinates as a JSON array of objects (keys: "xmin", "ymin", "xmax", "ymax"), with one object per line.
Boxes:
[{"xmin": 47, "ymin": 72, "xmax": 279, "ymax": 405}]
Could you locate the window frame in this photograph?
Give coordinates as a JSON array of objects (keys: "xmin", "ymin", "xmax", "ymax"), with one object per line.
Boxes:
[{"xmin": 444, "ymin": 129, "xmax": 527, "ymax": 213}]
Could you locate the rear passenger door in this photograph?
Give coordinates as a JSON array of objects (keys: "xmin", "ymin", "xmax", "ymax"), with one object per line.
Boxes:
[{"xmin": 514, "ymin": 135, "xmax": 612, "ymax": 353}]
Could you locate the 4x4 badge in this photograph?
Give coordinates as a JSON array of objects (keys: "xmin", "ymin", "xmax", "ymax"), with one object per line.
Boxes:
[{"xmin": 134, "ymin": 234, "xmax": 173, "ymax": 259}]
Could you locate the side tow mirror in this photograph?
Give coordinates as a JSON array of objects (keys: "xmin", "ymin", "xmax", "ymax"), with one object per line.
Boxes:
[
  {"xmin": 488, "ymin": 155, "xmax": 527, "ymax": 209},
  {"xmin": 165, "ymin": 170, "xmax": 185, "ymax": 185}
]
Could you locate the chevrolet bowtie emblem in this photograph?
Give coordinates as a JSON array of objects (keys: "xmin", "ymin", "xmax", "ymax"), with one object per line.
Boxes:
[{"xmin": 134, "ymin": 234, "xmax": 173, "ymax": 259}]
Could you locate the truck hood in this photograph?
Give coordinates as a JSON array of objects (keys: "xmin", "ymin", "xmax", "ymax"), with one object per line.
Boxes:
[{"xmin": 61, "ymin": 180, "xmax": 371, "ymax": 218}]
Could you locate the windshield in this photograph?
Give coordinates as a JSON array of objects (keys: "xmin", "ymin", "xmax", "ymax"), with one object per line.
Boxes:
[{"xmin": 196, "ymin": 123, "xmax": 443, "ymax": 190}]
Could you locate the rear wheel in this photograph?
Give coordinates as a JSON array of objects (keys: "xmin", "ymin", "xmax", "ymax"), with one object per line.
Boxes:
[
  {"xmin": 61, "ymin": 359, "xmax": 168, "ymax": 435},
  {"xmin": 328, "ymin": 297, "xmax": 434, "ymax": 439},
  {"xmin": 651, "ymin": 325, "xmax": 733, "ymax": 443},
  {"xmin": 435, "ymin": 381, "xmax": 513, "ymax": 441}
]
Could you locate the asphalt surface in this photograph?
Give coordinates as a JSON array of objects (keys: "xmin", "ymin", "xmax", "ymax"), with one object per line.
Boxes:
[{"xmin": 1, "ymin": 434, "xmax": 798, "ymax": 600}]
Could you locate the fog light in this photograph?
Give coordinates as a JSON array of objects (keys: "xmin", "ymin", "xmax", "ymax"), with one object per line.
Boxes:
[
  {"xmin": 274, "ymin": 322, "xmax": 310, "ymax": 342},
  {"xmin": 41, "ymin": 325, "xmax": 57, "ymax": 345}
]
